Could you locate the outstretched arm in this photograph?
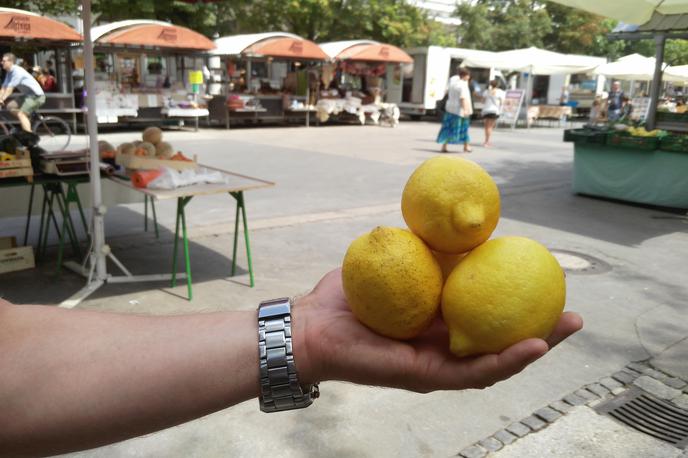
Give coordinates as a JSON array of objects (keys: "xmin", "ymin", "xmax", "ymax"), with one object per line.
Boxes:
[
  {"xmin": 0, "ymin": 269, "xmax": 582, "ymax": 457},
  {"xmin": 0, "ymin": 302, "xmax": 260, "ymax": 456}
]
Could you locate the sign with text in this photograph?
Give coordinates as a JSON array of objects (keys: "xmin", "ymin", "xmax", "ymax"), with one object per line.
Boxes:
[{"xmin": 499, "ymin": 89, "xmax": 525, "ymax": 129}]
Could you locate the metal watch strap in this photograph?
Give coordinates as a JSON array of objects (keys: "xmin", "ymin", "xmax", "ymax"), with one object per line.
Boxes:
[{"xmin": 258, "ymin": 297, "xmax": 319, "ymax": 412}]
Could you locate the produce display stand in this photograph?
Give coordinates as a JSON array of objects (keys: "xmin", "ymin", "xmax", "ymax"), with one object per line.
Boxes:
[
  {"xmin": 565, "ymin": 129, "xmax": 688, "ymax": 209},
  {"xmin": 0, "ymin": 7, "xmax": 83, "ymax": 133},
  {"xmin": 85, "ymin": 20, "xmax": 215, "ymax": 127},
  {"xmin": 106, "ymin": 166, "xmax": 274, "ymax": 300},
  {"xmin": 317, "ymin": 40, "xmax": 412, "ymax": 125},
  {"xmin": 209, "ymin": 32, "xmax": 328, "ymax": 129}
]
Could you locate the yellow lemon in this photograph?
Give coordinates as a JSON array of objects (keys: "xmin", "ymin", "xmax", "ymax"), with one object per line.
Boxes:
[
  {"xmin": 433, "ymin": 250, "xmax": 465, "ymax": 281},
  {"xmin": 442, "ymin": 236, "xmax": 566, "ymax": 357},
  {"xmin": 342, "ymin": 226, "xmax": 443, "ymax": 339},
  {"xmin": 401, "ymin": 156, "xmax": 500, "ymax": 254}
]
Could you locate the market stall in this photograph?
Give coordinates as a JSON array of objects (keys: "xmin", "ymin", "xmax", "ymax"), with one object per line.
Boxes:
[
  {"xmin": 208, "ymin": 32, "xmax": 328, "ymax": 128},
  {"xmin": 552, "ymin": 0, "xmax": 688, "ymax": 210},
  {"xmin": 0, "ymin": 7, "xmax": 83, "ymax": 131},
  {"xmin": 82, "ymin": 20, "xmax": 215, "ymax": 128},
  {"xmin": 461, "ymin": 47, "xmax": 606, "ymax": 123},
  {"xmin": 318, "ymin": 40, "xmax": 412, "ymax": 125}
]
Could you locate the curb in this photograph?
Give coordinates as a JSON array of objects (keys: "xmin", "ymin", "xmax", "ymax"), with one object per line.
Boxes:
[{"xmin": 458, "ymin": 360, "xmax": 688, "ymax": 458}]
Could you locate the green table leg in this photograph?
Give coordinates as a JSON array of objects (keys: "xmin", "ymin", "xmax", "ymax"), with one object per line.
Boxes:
[
  {"xmin": 23, "ymin": 182, "xmax": 35, "ymax": 246},
  {"xmin": 230, "ymin": 191, "xmax": 254, "ymax": 287},
  {"xmin": 54, "ymin": 185, "xmax": 80, "ymax": 259},
  {"xmin": 55, "ymin": 186, "xmax": 83, "ymax": 274},
  {"xmin": 171, "ymin": 197, "xmax": 193, "ymax": 300},
  {"xmin": 36, "ymin": 186, "xmax": 47, "ymax": 254},
  {"xmin": 144, "ymin": 196, "xmax": 160, "ymax": 238},
  {"xmin": 71, "ymin": 183, "xmax": 88, "ymax": 233},
  {"xmin": 144, "ymin": 195, "xmax": 149, "ymax": 232}
]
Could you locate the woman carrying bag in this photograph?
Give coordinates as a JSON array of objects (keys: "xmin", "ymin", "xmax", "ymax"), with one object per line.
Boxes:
[{"xmin": 437, "ymin": 67, "xmax": 472, "ymax": 153}]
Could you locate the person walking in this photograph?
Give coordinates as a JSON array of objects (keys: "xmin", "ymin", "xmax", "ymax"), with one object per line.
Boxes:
[
  {"xmin": 481, "ymin": 80, "xmax": 505, "ymax": 147},
  {"xmin": 438, "ymin": 67, "xmax": 473, "ymax": 153}
]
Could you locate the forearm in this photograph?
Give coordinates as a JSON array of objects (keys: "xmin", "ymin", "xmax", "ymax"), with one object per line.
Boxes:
[
  {"xmin": 0, "ymin": 301, "xmax": 261, "ymax": 456},
  {"xmin": 0, "ymin": 86, "xmax": 12, "ymax": 101}
]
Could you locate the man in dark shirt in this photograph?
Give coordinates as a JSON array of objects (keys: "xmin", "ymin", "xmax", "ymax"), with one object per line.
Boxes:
[{"xmin": 607, "ymin": 81, "xmax": 624, "ymax": 122}]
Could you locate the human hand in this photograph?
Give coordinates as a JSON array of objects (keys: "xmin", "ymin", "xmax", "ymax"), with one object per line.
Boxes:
[{"xmin": 293, "ymin": 268, "xmax": 583, "ymax": 393}]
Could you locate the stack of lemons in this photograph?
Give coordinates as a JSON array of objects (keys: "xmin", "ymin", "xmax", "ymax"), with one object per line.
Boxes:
[{"xmin": 342, "ymin": 156, "xmax": 566, "ymax": 357}]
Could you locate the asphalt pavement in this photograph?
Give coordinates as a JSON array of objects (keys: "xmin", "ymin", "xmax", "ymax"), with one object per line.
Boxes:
[{"xmin": 1, "ymin": 121, "xmax": 686, "ymax": 457}]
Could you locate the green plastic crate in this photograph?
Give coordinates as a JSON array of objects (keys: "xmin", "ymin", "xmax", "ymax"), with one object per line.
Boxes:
[
  {"xmin": 606, "ymin": 132, "xmax": 659, "ymax": 151},
  {"xmin": 660, "ymin": 135, "xmax": 688, "ymax": 153},
  {"xmin": 563, "ymin": 129, "xmax": 607, "ymax": 144},
  {"xmin": 656, "ymin": 111, "xmax": 688, "ymax": 123}
]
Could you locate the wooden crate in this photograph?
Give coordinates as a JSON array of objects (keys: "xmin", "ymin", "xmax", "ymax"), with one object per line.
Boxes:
[
  {"xmin": 0, "ymin": 152, "xmax": 33, "ymax": 182},
  {"xmin": 0, "ymin": 237, "xmax": 35, "ymax": 274},
  {"xmin": 116, "ymin": 153, "xmax": 198, "ymax": 171}
]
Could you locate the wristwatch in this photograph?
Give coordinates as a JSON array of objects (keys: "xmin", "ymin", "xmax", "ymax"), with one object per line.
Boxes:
[{"xmin": 258, "ymin": 297, "xmax": 319, "ymax": 412}]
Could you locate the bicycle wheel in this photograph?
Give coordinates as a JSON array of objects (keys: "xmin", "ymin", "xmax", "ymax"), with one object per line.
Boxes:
[{"xmin": 33, "ymin": 116, "xmax": 71, "ymax": 151}]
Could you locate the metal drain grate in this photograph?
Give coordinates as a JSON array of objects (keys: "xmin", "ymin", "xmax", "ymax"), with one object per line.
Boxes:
[{"xmin": 596, "ymin": 388, "xmax": 688, "ymax": 448}]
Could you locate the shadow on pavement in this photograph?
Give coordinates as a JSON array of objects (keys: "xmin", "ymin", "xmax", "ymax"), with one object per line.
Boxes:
[
  {"xmin": 494, "ymin": 159, "xmax": 687, "ymax": 247},
  {"xmin": 0, "ymin": 207, "xmax": 248, "ymax": 306}
]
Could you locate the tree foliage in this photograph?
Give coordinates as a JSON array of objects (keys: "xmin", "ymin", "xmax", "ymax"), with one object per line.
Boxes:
[{"xmin": 4, "ymin": 0, "xmax": 687, "ymax": 64}]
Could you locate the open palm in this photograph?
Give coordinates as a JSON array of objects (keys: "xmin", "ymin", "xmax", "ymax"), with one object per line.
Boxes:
[{"xmin": 296, "ymin": 268, "xmax": 583, "ymax": 392}]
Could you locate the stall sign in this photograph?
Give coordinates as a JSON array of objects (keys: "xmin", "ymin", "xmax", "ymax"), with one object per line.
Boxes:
[
  {"xmin": 499, "ymin": 89, "xmax": 525, "ymax": 129},
  {"xmin": 4, "ymin": 15, "xmax": 31, "ymax": 35}
]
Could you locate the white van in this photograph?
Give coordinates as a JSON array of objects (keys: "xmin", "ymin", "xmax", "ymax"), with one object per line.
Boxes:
[{"xmin": 391, "ymin": 46, "xmax": 506, "ymax": 119}]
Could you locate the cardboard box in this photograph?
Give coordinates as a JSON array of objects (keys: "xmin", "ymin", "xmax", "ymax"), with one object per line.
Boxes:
[{"xmin": 0, "ymin": 236, "xmax": 35, "ymax": 274}]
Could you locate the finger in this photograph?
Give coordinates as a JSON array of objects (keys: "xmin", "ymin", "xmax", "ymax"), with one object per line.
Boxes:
[
  {"xmin": 546, "ymin": 312, "xmax": 583, "ymax": 349},
  {"xmin": 432, "ymin": 338, "xmax": 548, "ymax": 391}
]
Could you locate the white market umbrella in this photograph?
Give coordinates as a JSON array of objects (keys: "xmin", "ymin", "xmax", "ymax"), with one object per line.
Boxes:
[
  {"xmin": 593, "ymin": 53, "xmax": 685, "ymax": 82},
  {"xmin": 548, "ymin": 0, "xmax": 688, "ymax": 25},
  {"xmin": 664, "ymin": 64, "xmax": 688, "ymax": 83},
  {"xmin": 62, "ymin": 1, "xmax": 181, "ymax": 307}
]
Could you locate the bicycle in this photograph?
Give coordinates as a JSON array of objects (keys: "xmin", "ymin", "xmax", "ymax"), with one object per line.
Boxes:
[{"xmin": 0, "ymin": 110, "xmax": 72, "ymax": 151}]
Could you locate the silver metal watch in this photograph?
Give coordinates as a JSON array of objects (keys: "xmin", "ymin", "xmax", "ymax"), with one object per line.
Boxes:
[{"xmin": 258, "ymin": 297, "xmax": 319, "ymax": 412}]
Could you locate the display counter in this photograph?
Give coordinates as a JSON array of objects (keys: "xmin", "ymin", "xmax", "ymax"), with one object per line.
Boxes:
[
  {"xmin": 573, "ymin": 143, "xmax": 688, "ymax": 209},
  {"xmin": 208, "ymin": 94, "xmax": 313, "ymax": 129}
]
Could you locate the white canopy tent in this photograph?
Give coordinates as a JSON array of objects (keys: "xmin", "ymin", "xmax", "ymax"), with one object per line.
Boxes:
[
  {"xmin": 665, "ymin": 64, "xmax": 688, "ymax": 81},
  {"xmin": 460, "ymin": 47, "xmax": 605, "ymax": 75},
  {"xmin": 593, "ymin": 53, "xmax": 687, "ymax": 83}
]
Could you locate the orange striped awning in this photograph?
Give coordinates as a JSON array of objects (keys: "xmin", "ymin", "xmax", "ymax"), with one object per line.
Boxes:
[
  {"xmin": 97, "ymin": 24, "xmax": 215, "ymax": 50},
  {"xmin": 0, "ymin": 10, "xmax": 82, "ymax": 43},
  {"xmin": 337, "ymin": 43, "xmax": 412, "ymax": 64},
  {"xmin": 244, "ymin": 37, "xmax": 328, "ymax": 61}
]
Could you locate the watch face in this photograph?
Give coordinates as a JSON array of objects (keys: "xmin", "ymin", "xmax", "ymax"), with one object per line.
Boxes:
[{"xmin": 258, "ymin": 298, "xmax": 290, "ymax": 319}]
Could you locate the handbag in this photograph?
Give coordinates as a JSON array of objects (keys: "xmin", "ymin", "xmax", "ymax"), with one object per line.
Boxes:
[{"xmin": 436, "ymin": 93, "xmax": 448, "ymax": 113}]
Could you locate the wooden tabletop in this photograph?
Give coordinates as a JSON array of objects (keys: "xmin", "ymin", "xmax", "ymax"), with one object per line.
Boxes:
[{"xmin": 108, "ymin": 164, "xmax": 274, "ymax": 200}]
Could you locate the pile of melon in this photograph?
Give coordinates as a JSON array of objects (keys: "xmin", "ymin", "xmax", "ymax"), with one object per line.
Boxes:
[{"xmin": 117, "ymin": 127, "xmax": 176, "ymax": 160}]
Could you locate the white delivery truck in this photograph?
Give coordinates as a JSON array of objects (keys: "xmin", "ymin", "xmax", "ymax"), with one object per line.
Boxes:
[{"xmin": 391, "ymin": 46, "xmax": 506, "ymax": 119}]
